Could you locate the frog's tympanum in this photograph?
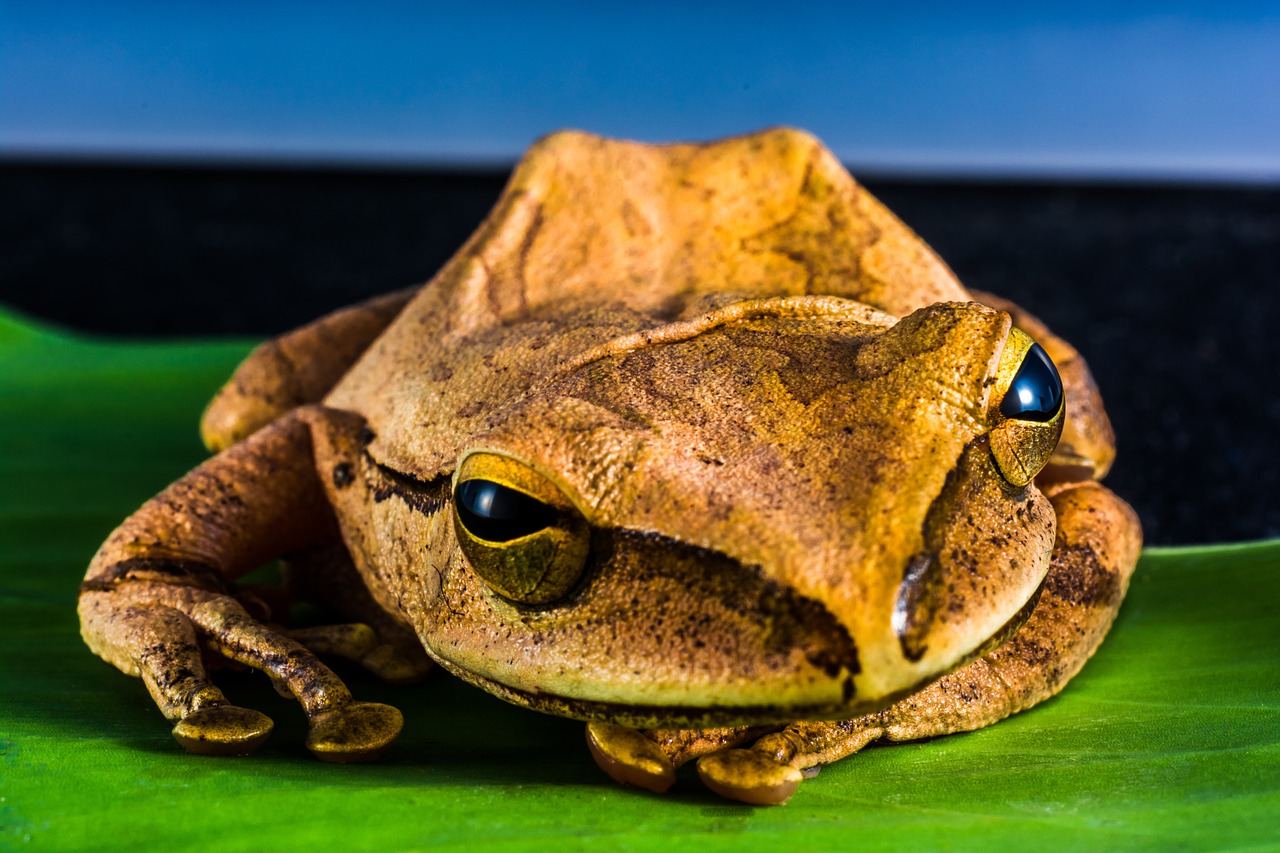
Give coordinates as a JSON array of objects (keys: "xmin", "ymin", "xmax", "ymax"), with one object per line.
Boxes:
[{"xmin": 81, "ymin": 129, "xmax": 1141, "ymax": 805}]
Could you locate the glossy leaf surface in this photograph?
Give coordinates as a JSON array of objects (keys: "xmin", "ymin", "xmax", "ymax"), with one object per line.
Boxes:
[{"xmin": 1, "ymin": 308, "xmax": 1277, "ymax": 851}]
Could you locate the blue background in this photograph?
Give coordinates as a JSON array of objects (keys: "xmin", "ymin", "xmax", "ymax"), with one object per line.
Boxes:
[{"xmin": 2, "ymin": 2, "xmax": 1278, "ymax": 179}]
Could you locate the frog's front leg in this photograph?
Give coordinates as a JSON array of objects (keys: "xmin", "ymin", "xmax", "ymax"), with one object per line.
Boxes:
[
  {"xmin": 590, "ymin": 479, "xmax": 1141, "ymax": 804},
  {"xmin": 79, "ymin": 407, "xmax": 403, "ymax": 761},
  {"xmin": 201, "ymin": 287, "xmax": 417, "ymax": 452}
]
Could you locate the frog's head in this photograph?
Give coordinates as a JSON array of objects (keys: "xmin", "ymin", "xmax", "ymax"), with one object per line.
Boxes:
[{"xmin": 388, "ymin": 295, "xmax": 1064, "ymax": 727}]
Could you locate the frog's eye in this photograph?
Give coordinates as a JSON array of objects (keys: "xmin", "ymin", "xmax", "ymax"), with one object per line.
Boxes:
[
  {"xmin": 988, "ymin": 329, "xmax": 1066, "ymax": 487},
  {"xmin": 452, "ymin": 454, "xmax": 590, "ymax": 606},
  {"xmin": 456, "ymin": 479, "xmax": 557, "ymax": 542},
  {"xmin": 999, "ymin": 343, "xmax": 1063, "ymax": 422}
]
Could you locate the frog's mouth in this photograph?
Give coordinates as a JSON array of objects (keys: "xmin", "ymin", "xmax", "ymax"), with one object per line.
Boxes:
[
  {"xmin": 427, "ymin": 656, "xmax": 864, "ymax": 729},
  {"xmin": 412, "ymin": 523, "xmax": 876, "ymax": 728},
  {"xmin": 427, "ymin": 575, "xmax": 1047, "ymax": 730}
]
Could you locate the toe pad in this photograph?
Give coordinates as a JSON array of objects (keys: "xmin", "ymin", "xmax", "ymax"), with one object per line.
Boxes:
[
  {"xmin": 586, "ymin": 723, "xmax": 677, "ymax": 794},
  {"xmin": 697, "ymin": 749, "xmax": 803, "ymax": 805},
  {"xmin": 306, "ymin": 701, "xmax": 403, "ymax": 763},
  {"xmin": 172, "ymin": 705, "xmax": 274, "ymax": 756}
]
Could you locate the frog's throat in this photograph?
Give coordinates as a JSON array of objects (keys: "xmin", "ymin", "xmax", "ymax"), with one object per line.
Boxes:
[{"xmin": 559, "ymin": 295, "xmax": 896, "ymax": 377}]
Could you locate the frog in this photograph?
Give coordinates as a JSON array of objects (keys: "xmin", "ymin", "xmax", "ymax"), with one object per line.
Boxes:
[{"xmin": 79, "ymin": 128, "xmax": 1141, "ymax": 805}]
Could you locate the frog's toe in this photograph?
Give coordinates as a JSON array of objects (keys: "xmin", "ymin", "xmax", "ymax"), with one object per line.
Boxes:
[
  {"xmin": 305, "ymin": 701, "xmax": 403, "ymax": 763},
  {"xmin": 172, "ymin": 705, "xmax": 274, "ymax": 756},
  {"xmin": 696, "ymin": 749, "xmax": 803, "ymax": 806},
  {"xmin": 586, "ymin": 722, "xmax": 677, "ymax": 793}
]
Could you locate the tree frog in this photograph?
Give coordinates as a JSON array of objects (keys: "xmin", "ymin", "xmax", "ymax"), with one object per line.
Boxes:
[{"xmin": 80, "ymin": 129, "xmax": 1141, "ymax": 805}]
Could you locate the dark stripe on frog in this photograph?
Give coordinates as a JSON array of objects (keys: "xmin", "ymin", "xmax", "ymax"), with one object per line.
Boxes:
[
  {"xmin": 80, "ymin": 557, "xmax": 231, "ymax": 595},
  {"xmin": 1044, "ymin": 543, "xmax": 1122, "ymax": 609},
  {"xmin": 555, "ymin": 527, "xmax": 860, "ymax": 690},
  {"xmin": 370, "ymin": 465, "xmax": 861, "ymax": 692},
  {"xmin": 368, "ymin": 455, "xmax": 451, "ymax": 518}
]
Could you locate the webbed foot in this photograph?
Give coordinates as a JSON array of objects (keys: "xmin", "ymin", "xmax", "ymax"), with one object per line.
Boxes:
[
  {"xmin": 306, "ymin": 701, "xmax": 404, "ymax": 763},
  {"xmin": 696, "ymin": 750, "xmax": 803, "ymax": 806},
  {"xmin": 586, "ymin": 723, "xmax": 677, "ymax": 793}
]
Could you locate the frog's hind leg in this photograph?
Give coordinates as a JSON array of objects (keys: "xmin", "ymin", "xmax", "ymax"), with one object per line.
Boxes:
[
  {"xmin": 703, "ymin": 480, "xmax": 1140, "ymax": 804},
  {"xmin": 592, "ymin": 480, "xmax": 1141, "ymax": 805},
  {"xmin": 80, "ymin": 407, "xmax": 403, "ymax": 762},
  {"xmin": 201, "ymin": 287, "xmax": 417, "ymax": 452}
]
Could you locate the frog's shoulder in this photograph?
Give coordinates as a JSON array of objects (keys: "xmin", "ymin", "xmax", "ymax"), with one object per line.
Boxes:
[{"xmin": 400, "ymin": 127, "xmax": 968, "ymax": 336}]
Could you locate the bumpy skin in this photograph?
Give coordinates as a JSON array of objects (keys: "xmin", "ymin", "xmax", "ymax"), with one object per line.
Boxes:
[{"xmin": 80, "ymin": 129, "xmax": 1141, "ymax": 803}]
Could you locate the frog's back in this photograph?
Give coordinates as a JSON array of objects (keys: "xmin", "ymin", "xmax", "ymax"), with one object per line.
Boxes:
[
  {"xmin": 209, "ymin": 129, "xmax": 971, "ymax": 463},
  {"xmin": 445, "ymin": 127, "xmax": 967, "ymax": 323},
  {"xmin": 324, "ymin": 129, "xmax": 973, "ymax": 478}
]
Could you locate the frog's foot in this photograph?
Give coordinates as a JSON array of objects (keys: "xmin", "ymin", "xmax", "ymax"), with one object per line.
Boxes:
[
  {"xmin": 194, "ymin": 594, "xmax": 403, "ymax": 762},
  {"xmin": 288, "ymin": 622, "xmax": 434, "ymax": 686},
  {"xmin": 585, "ymin": 720, "xmax": 848, "ymax": 805},
  {"xmin": 694, "ymin": 721, "xmax": 881, "ymax": 805},
  {"xmin": 695, "ymin": 749, "xmax": 806, "ymax": 805},
  {"xmin": 173, "ymin": 705, "xmax": 275, "ymax": 756},
  {"xmin": 82, "ymin": 586, "xmax": 404, "ymax": 762},
  {"xmin": 124, "ymin": 604, "xmax": 275, "ymax": 756},
  {"xmin": 585, "ymin": 723, "xmax": 781, "ymax": 796},
  {"xmin": 586, "ymin": 723, "xmax": 680, "ymax": 792}
]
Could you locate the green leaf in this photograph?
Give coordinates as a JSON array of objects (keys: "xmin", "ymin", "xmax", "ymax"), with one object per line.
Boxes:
[{"xmin": 2, "ymin": 307, "xmax": 1277, "ymax": 852}]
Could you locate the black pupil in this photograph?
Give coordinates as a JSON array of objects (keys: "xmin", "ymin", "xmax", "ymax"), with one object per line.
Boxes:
[
  {"xmin": 1000, "ymin": 342, "xmax": 1063, "ymax": 422},
  {"xmin": 455, "ymin": 479, "xmax": 557, "ymax": 542}
]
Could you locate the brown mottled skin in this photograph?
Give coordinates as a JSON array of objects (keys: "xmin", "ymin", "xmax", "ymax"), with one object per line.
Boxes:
[{"xmin": 80, "ymin": 129, "xmax": 1141, "ymax": 804}]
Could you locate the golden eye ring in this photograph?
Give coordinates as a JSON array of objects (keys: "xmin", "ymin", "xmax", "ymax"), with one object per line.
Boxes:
[
  {"xmin": 453, "ymin": 454, "xmax": 590, "ymax": 606},
  {"xmin": 999, "ymin": 342, "xmax": 1063, "ymax": 423},
  {"xmin": 988, "ymin": 329, "xmax": 1066, "ymax": 487}
]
